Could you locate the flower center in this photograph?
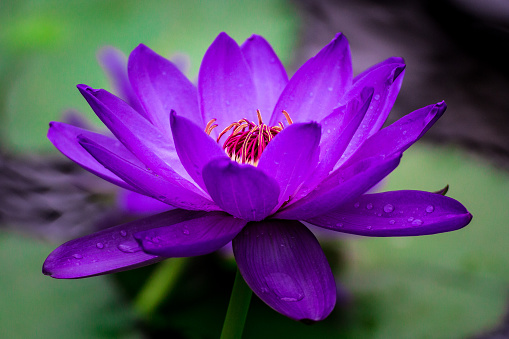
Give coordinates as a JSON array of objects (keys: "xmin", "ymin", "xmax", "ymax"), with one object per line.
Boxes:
[{"xmin": 205, "ymin": 110, "xmax": 293, "ymax": 165}]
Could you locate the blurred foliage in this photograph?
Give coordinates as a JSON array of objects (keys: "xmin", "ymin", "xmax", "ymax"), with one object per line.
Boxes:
[{"xmin": 1, "ymin": 0, "xmax": 508, "ymax": 338}]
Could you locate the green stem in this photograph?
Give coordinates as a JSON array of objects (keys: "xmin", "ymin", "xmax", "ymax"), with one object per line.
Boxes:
[
  {"xmin": 134, "ymin": 257, "xmax": 189, "ymax": 318},
  {"xmin": 220, "ymin": 268, "xmax": 252, "ymax": 339}
]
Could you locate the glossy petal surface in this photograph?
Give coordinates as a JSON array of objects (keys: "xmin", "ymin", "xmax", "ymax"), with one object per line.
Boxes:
[
  {"xmin": 270, "ymin": 33, "xmax": 352, "ymax": 125},
  {"xmin": 257, "ymin": 122, "xmax": 321, "ymax": 210},
  {"xmin": 135, "ymin": 212, "xmax": 246, "ymax": 257},
  {"xmin": 233, "ymin": 219, "xmax": 336, "ymax": 321},
  {"xmin": 241, "ymin": 35, "xmax": 288, "ymax": 117},
  {"xmin": 128, "ymin": 44, "xmax": 202, "ymax": 133},
  {"xmin": 306, "ymin": 190, "xmax": 472, "ymax": 236},
  {"xmin": 199, "ymin": 32, "xmax": 257, "ymax": 137},
  {"xmin": 43, "ymin": 209, "xmax": 205, "ymax": 279},
  {"xmin": 203, "ymin": 158, "xmax": 279, "ymax": 221}
]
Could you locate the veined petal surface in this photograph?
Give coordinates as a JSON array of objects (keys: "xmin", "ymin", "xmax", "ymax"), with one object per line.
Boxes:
[
  {"xmin": 43, "ymin": 209, "xmax": 206, "ymax": 279},
  {"xmin": 306, "ymin": 190, "xmax": 472, "ymax": 236},
  {"xmin": 233, "ymin": 219, "xmax": 336, "ymax": 321},
  {"xmin": 135, "ymin": 212, "xmax": 247, "ymax": 257}
]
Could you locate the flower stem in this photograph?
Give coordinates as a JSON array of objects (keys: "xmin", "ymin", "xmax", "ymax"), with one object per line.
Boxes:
[
  {"xmin": 134, "ymin": 257, "xmax": 189, "ymax": 318},
  {"xmin": 220, "ymin": 268, "xmax": 252, "ymax": 339}
]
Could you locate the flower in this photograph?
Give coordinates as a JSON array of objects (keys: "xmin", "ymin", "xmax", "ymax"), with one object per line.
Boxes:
[{"xmin": 43, "ymin": 32, "xmax": 472, "ymax": 322}]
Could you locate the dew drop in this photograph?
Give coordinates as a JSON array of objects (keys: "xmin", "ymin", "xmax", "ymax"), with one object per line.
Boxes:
[
  {"xmin": 389, "ymin": 219, "xmax": 396, "ymax": 225},
  {"xmin": 72, "ymin": 253, "xmax": 83, "ymax": 259},
  {"xmin": 327, "ymin": 129, "xmax": 331, "ymax": 134},
  {"xmin": 336, "ymin": 223, "xmax": 343, "ymax": 228},
  {"xmin": 183, "ymin": 229, "xmax": 190, "ymax": 235},
  {"xmin": 354, "ymin": 202, "xmax": 360, "ymax": 208},
  {"xmin": 384, "ymin": 204, "xmax": 394, "ymax": 213},
  {"xmin": 117, "ymin": 242, "xmax": 142, "ymax": 253},
  {"xmin": 366, "ymin": 203, "xmax": 373, "ymax": 210},
  {"xmin": 309, "ymin": 92, "xmax": 314, "ymax": 97},
  {"xmin": 412, "ymin": 219, "xmax": 423, "ymax": 226},
  {"xmin": 225, "ymin": 100, "xmax": 230, "ymax": 105},
  {"xmin": 426, "ymin": 205, "xmax": 435, "ymax": 213},
  {"xmin": 96, "ymin": 242, "xmax": 104, "ymax": 249},
  {"xmin": 120, "ymin": 230, "xmax": 127, "ymax": 237},
  {"xmin": 327, "ymin": 87, "xmax": 333, "ymax": 92},
  {"xmin": 264, "ymin": 272, "xmax": 304, "ymax": 302},
  {"xmin": 367, "ymin": 226, "xmax": 372, "ymax": 230},
  {"xmin": 374, "ymin": 94, "xmax": 380, "ymax": 100},
  {"xmin": 407, "ymin": 217, "xmax": 414, "ymax": 222}
]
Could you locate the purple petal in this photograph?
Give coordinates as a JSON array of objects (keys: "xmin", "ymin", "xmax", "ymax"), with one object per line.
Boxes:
[
  {"xmin": 48, "ymin": 121, "xmax": 137, "ymax": 191},
  {"xmin": 339, "ymin": 60, "xmax": 406, "ymax": 160},
  {"xmin": 97, "ymin": 46, "xmax": 146, "ymax": 116},
  {"xmin": 43, "ymin": 209, "xmax": 206, "ymax": 279},
  {"xmin": 198, "ymin": 32, "xmax": 257, "ymax": 138},
  {"xmin": 79, "ymin": 136, "xmax": 219, "ymax": 211},
  {"xmin": 134, "ymin": 212, "xmax": 247, "ymax": 257},
  {"xmin": 77, "ymin": 85, "xmax": 191, "ymax": 181},
  {"xmin": 202, "ymin": 158, "xmax": 280, "ymax": 221},
  {"xmin": 128, "ymin": 44, "xmax": 202, "ymax": 134},
  {"xmin": 275, "ymin": 153, "xmax": 402, "ymax": 220},
  {"xmin": 257, "ymin": 122, "xmax": 320, "ymax": 210},
  {"xmin": 353, "ymin": 57, "xmax": 405, "ymax": 83},
  {"xmin": 345, "ymin": 102, "xmax": 447, "ymax": 165},
  {"xmin": 170, "ymin": 112, "xmax": 228, "ymax": 191},
  {"xmin": 270, "ymin": 33, "xmax": 352, "ymax": 125},
  {"xmin": 240, "ymin": 35, "xmax": 288, "ymax": 117},
  {"xmin": 306, "ymin": 190, "xmax": 472, "ymax": 236},
  {"xmin": 117, "ymin": 190, "xmax": 173, "ymax": 215},
  {"xmin": 294, "ymin": 88, "xmax": 373, "ymax": 200},
  {"xmin": 233, "ymin": 219, "xmax": 336, "ymax": 321}
]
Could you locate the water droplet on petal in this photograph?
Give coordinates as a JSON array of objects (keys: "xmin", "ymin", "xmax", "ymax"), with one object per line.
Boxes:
[
  {"xmin": 426, "ymin": 205, "xmax": 435, "ymax": 213},
  {"xmin": 384, "ymin": 204, "xmax": 394, "ymax": 213},
  {"xmin": 407, "ymin": 217, "xmax": 414, "ymax": 222},
  {"xmin": 336, "ymin": 223, "xmax": 343, "ymax": 228},
  {"xmin": 72, "ymin": 254, "xmax": 83, "ymax": 259},
  {"xmin": 327, "ymin": 129, "xmax": 331, "ymax": 134},
  {"xmin": 96, "ymin": 242, "xmax": 104, "ymax": 249},
  {"xmin": 120, "ymin": 230, "xmax": 127, "ymax": 237},
  {"xmin": 374, "ymin": 94, "xmax": 380, "ymax": 100},
  {"xmin": 366, "ymin": 203, "xmax": 373, "ymax": 210},
  {"xmin": 183, "ymin": 229, "xmax": 190, "ymax": 235},
  {"xmin": 117, "ymin": 242, "xmax": 142, "ymax": 253},
  {"xmin": 225, "ymin": 100, "xmax": 230, "ymax": 106},
  {"xmin": 389, "ymin": 219, "xmax": 396, "ymax": 225},
  {"xmin": 309, "ymin": 92, "xmax": 314, "ymax": 97},
  {"xmin": 367, "ymin": 226, "xmax": 372, "ymax": 230},
  {"xmin": 264, "ymin": 272, "xmax": 304, "ymax": 302},
  {"xmin": 412, "ymin": 219, "xmax": 423, "ymax": 226},
  {"xmin": 327, "ymin": 86, "xmax": 333, "ymax": 91},
  {"xmin": 354, "ymin": 202, "xmax": 360, "ymax": 208}
]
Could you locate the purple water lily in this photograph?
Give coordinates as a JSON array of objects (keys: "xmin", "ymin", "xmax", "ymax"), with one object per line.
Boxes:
[{"xmin": 43, "ymin": 32, "xmax": 472, "ymax": 322}]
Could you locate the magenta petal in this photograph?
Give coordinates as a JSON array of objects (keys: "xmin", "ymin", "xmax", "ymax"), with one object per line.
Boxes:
[
  {"xmin": 170, "ymin": 112, "xmax": 228, "ymax": 191},
  {"xmin": 43, "ymin": 209, "xmax": 205, "ymax": 279},
  {"xmin": 275, "ymin": 153, "xmax": 402, "ymax": 220},
  {"xmin": 128, "ymin": 44, "xmax": 202, "ymax": 133},
  {"xmin": 346, "ymin": 102, "xmax": 447, "ymax": 165},
  {"xmin": 48, "ymin": 121, "xmax": 137, "ymax": 191},
  {"xmin": 233, "ymin": 220, "xmax": 336, "ymax": 321},
  {"xmin": 339, "ymin": 61, "xmax": 406, "ymax": 160},
  {"xmin": 203, "ymin": 158, "xmax": 280, "ymax": 221},
  {"xmin": 97, "ymin": 46, "xmax": 146, "ymax": 116},
  {"xmin": 199, "ymin": 32, "xmax": 258, "ymax": 137},
  {"xmin": 257, "ymin": 122, "xmax": 320, "ymax": 210},
  {"xmin": 270, "ymin": 33, "xmax": 352, "ymax": 125},
  {"xmin": 134, "ymin": 212, "xmax": 246, "ymax": 257},
  {"xmin": 306, "ymin": 190, "xmax": 472, "ymax": 236},
  {"xmin": 241, "ymin": 35, "xmax": 288, "ymax": 117},
  {"xmin": 77, "ymin": 84, "xmax": 190, "ymax": 181},
  {"xmin": 79, "ymin": 136, "xmax": 219, "ymax": 211}
]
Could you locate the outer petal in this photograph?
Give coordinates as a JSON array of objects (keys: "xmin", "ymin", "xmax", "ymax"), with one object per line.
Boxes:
[
  {"xmin": 339, "ymin": 61, "xmax": 406, "ymax": 161},
  {"xmin": 117, "ymin": 190, "xmax": 173, "ymax": 215},
  {"xmin": 128, "ymin": 44, "xmax": 202, "ymax": 133},
  {"xmin": 43, "ymin": 209, "xmax": 205, "ymax": 279},
  {"xmin": 77, "ymin": 85, "xmax": 191, "ymax": 182},
  {"xmin": 170, "ymin": 112, "xmax": 228, "ymax": 192},
  {"xmin": 306, "ymin": 190, "xmax": 472, "ymax": 236},
  {"xmin": 199, "ymin": 32, "xmax": 257, "ymax": 137},
  {"xmin": 134, "ymin": 212, "xmax": 247, "ymax": 257},
  {"xmin": 97, "ymin": 46, "xmax": 146, "ymax": 116},
  {"xmin": 270, "ymin": 33, "xmax": 352, "ymax": 125},
  {"xmin": 241, "ymin": 35, "xmax": 288, "ymax": 116},
  {"xmin": 275, "ymin": 153, "xmax": 402, "ymax": 220},
  {"xmin": 257, "ymin": 122, "xmax": 321, "ymax": 210},
  {"xmin": 345, "ymin": 101, "xmax": 447, "ymax": 166},
  {"xmin": 48, "ymin": 121, "xmax": 137, "ymax": 191},
  {"xmin": 233, "ymin": 220, "xmax": 336, "ymax": 321},
  {"xmin": 353, "ymin": 57, "xmax": 405, "ymax": 83},
  {"xmin": 79, "ymin": 136, "xmax": 219, "ymax": 211},
  {"xmin": 203, "ymin": 158, "xmax": 279, "ymax": 221}
]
